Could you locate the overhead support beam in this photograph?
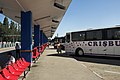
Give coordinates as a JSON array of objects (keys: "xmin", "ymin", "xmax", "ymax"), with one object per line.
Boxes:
[
  {"xmin": 43, "ymin": 30, "xmax": 52, "ymax": 33},
  {"xmin": 43, "ymin": 29, "xmax": 55, "ymax": 37},
  {"xmin": 43, "ymin": 29, "xmax": 55, "ymax": 34},
  {"xmin": 34, "ymin": 15, "xmax": 50, "ymax": 22},
  {"xmin": 45, "ymin": 33, "xmax": 54, "ymax": 38},
  {"xmin": 41, "ymin": 25, "xmax": 57, "ymax": 30},
  {"xmin": 15, "ymin": 16, "xmax": 21, "ymax": 19},
  {"xmin": 41, "ymin": 25, "xmax": 51, "ymax": 30},
  {"xmin": 15, "ymin": 0, "xmax": 26, "ymax": 11},
  {"xmin": 21, "ymin": 11, "xmax": 32, "ymax": 63}
]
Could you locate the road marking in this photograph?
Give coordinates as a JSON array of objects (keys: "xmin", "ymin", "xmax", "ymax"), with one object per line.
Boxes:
[
  {"xmin": 93, "ymin": 71, "xmax": 104, "ymax": 79},
  {"xmin": 81, "ymin": 64, "xmax": 87, "ymax": 68},
  {"xmin": 81, "ymin": 63, "xmax": 104, "ymax": 79},
  {"xmin": 104, "ymin": 70, "xmax": 120, "ymax": 75}
]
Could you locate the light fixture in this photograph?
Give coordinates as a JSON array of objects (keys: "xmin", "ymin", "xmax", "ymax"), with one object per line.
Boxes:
[
  {"xmin": 54, "ymin": 2, "xmax": 65, "ymax": 10},
  {"xmin": 0, "ymin": 8, "xmax": 3, "ymax": 14},
  {"xmin": 52, "ymin": 19, "xmax": 59, "ymax": 23},
  {"xmin": 51, "ymin": 27, "xmax": 57, "ymax": 29},
  {"xmin": 51, "ymin": 29, "xmax": 55, "ymax": 32}
]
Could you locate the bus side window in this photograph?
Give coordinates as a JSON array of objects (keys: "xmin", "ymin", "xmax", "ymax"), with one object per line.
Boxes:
[
  {"xmin": 107, "ymin": 28, "xmax": 120, "ymax": 40},
  {"xmin": 114, "ymin": 31, "xmax": 120, "ymax": 39},
  {"xmin": 71, "ymin": 32, "xmax": 85, "ymax": 41},
  {"xmin": 86, "ymin": 31, "xmax": 93, "ymax": 40},
  {"xmin": 107, "ymin": 29, "xmax": 114, "ymax": 40},
  {"xmin": 79, "ymin": 33, "xmax": 85, "ymax": 41},
  {"xmin": 93, "ymin": 30, "xmax": 102, "ymax": 40},
  {"xmin": 102, "ymin": 30, "xmax": 107, "ymax": 40}
]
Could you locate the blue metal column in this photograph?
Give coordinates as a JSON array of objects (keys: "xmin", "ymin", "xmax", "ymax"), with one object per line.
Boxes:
[
  {"xmin": 42, "ymin": 33, "xmax": 45, "ymax": 44},
  {"xmin": 44, "ymin": 35, "xmax": 48, "ymax": 43},
  {"xmin": 21, "ymin": 11, "xmax": 32, "ymax": 63},
  {"xmin": 43, "ymin": 33, "xmax": 45, "ymax": 44},
  {"xmin": 44, "ymin": 34, "xmax": 46, "ymax": 43},
  {"xmin": 43, "ymin": 33, "xmax": 48, "ymax": 44},
  {"xmin": 46, "ymin": 36, "xmax": 48, "ymax": 42},
  {"xmin": 40, "ymin": 30, "xmax": 43, "ymax": 46},
  {"xmin": 34, "ymin": 25, "xmax": 40, "ymax": 48},
  {"xmin": 46, "ymin": 37, "xmax": 48, "ymax": 43},
  {"xmin": 42, "ymin": 33, "xmax": 44, "ymax": 44}
]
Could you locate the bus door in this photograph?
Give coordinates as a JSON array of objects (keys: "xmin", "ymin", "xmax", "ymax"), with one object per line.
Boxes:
[{"xmin": 65, "ymin": 33, "xmax": 71, "ymax": 53}]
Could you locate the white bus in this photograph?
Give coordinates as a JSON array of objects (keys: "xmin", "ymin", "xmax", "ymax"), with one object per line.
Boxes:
[{"xmin": 65, "ymin": 27, "xmax": 120, "ymax": 56}]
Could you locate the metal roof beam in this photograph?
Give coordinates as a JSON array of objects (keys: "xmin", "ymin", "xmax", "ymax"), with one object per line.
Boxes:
[{"xmin": 34, "ymin": 15, "xmax": 50, "ymax": 22}]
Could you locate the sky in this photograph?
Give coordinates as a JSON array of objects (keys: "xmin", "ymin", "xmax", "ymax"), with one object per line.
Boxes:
[
  {"xmin": 53, "ymin": 0, "xmax": 120, "ymax": 38},
  {"xmin": 0, "ymin": 14, "xmax": 5, "ymax": 23},
  {"xmin": 0, "ymin": 14, "xmax": 11, "ymax": 24},
  {"xmin": 1, "ymin": 0, "xmax": 120, "ymax": 38}
]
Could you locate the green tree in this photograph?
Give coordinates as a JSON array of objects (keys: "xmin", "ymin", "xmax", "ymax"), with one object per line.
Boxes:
[
  {"xmin": 3, "ymin": 17, "xmax": 9, "ymax": 27},
  {"xmin": 2, "ymin": 17, "xmax": 9, "ymax": 41},
  {"xmin": 0, "ymin": 17, "xmax": 21, "ymax": 42},
  {"xmin": 0, "ymin": 22, "xmax": 2, "ymax": 27},
  {"xmin": 10, "ymin": 21, "xmax": 15, "ymax": 30},
  {"xmin": 0, "ymin": 22, "xmax": 2, "ymax": 34},
  {"xmin": 2, "ymin": 17, "xmax": 9, "ymax": 35},
  {"xmin": 9, "ymin": 21, "xmax": 15, "ymax": 35}
]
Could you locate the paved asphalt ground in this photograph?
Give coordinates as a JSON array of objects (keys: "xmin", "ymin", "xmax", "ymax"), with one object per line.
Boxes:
[{"xmin": 25, "ymin": 46, "xmax": 120, "ymax": 80}]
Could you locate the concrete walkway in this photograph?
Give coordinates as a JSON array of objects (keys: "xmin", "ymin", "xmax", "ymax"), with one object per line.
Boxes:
[
  {"xmin": 26, "ymin": 47, "xmax": 103, "ymax": 80},
  {"xmin": 0, "ymin": 47, "xmax": 15, "ymax": 53}
]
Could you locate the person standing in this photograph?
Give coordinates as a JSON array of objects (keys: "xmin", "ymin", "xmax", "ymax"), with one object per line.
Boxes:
[
  {"xmin": 15, "ymin": 43, "xmax": 21, "ymax": 59},
  {"xmin": 57, "ymin": 42, "xmax": 62, "ymax": 54}
]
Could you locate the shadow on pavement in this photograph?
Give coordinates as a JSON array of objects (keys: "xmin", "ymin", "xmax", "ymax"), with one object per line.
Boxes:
[
  {"xmin": 32, "ymin": 64, "xmax": 39, "ymax": 67},
  {"xmin": 47, "ymin": 53, "xmax": 120, "ymax": 66},
  {"xmin": 0, "ymin": 50, "xmax": 16, "ymax": 69},
  {"xmin": 47, "ymin": 48, "xmax": 56, "ymax": 50}
]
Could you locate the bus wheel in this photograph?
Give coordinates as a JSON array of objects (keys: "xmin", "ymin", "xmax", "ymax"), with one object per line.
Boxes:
[{"xmin": 75, "ymin": 48, "xmax": 84, "ymax": 56}]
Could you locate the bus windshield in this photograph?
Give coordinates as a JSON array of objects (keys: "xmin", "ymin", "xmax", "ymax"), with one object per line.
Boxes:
[{"xmin": 66, "ymin": 33, "xmax": 70, "ymax": 43}]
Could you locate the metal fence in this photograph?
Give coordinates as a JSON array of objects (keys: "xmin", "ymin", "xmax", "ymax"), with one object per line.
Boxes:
[{"xmin": 0, "ymin": 42, "xmax": 15, "ymax": 48}]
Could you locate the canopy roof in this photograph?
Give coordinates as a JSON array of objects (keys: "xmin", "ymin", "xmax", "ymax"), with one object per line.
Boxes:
[{"xmin": 0, "ymin": 0, "xmax": 72, "ymax": 38}]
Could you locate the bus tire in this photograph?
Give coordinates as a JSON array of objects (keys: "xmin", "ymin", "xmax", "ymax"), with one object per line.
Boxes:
[{"xmin": 75, "ymin": 48, "xmax": 84, "ymax": 56}]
